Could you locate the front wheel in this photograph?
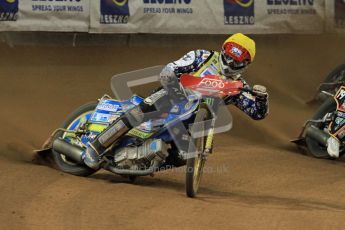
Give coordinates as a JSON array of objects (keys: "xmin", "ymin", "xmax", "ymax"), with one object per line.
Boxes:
[
  {"xmin": 186, "ymin": 108, "xmax": 210, "ymax": 198},
  {"xmin": 51, "ymin": 102, "xmax": 98, "ymax": 176}
]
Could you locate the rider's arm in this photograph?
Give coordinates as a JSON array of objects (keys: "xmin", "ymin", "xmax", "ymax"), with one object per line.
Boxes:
[
  {"xmin": 161, "ymin": 50, "xmax": 211, "ymax": 78},
  {"xmin": 160, "ymin": 50, "xmax": 211, "ymax": 101},
  {"xmin": 224, "ymin": 81, "xmax": 269, "ymax": 120}
]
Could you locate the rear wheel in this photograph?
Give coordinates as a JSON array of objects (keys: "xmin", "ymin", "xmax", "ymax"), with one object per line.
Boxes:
[
  {"xmin": 305, "ymin": 98, "xmax": 336, "ymax": 158},
  {"xmin": 52, "ymin": 102, "xmax": 98, "ymax": 176},
  {"xmin": 186, "ymin": 108, "xmax": 210, "ymax": 198}
]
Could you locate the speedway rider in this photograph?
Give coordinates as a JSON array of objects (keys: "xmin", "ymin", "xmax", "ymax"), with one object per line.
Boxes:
[{"xmin": 83, "ymin": 33, "xmax": 269, "ymax": 169}]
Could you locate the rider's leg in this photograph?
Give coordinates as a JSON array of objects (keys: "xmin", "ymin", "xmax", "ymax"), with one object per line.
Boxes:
[
  {"xmin": 83, "ymin": 110, "xmax": 141, "ymax": 169},
  {"xmin": 83, "ymin": 89, "xmax": 172, "ymax": 169}
]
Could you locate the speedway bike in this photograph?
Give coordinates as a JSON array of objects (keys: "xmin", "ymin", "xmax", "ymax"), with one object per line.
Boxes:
[{"xmin": 38, "ymin": 73, "xmax": 248, "ymax": 197}]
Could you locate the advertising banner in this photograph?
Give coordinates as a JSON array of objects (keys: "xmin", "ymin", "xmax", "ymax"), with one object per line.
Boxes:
[
  {"xmin": 90, "ymin": 0, "xmax": 325, "ymax": 34},
  {"xmin": 0, "ymin": 0, "xmax": 18, "ymax": 22},
  {"xmin": 261, "ymin": 0, "xmax": 325, "ymax": 34},
  {"xmin": 0, "ymin": 0, "xmax": 89, "ymax": 32},
  {"xmin": 0, "ymin": 0, "xmax": 338, "ymax": 34},
  {"xmin": 326, "ymin": 0, "xmax": 345, "ymax": 33}
]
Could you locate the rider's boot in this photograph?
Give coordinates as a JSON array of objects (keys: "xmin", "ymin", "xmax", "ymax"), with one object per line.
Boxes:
[
  {"xmin": 83, "ymin": 87, "xmax": 179, "ymax": 169},
  {"xmin": 83, "ymin": 107, "xmax": 144, "ymax": 169},
  {"xmin": 327, "ymin": 136, "xmax": 340, "ymax": 158}
]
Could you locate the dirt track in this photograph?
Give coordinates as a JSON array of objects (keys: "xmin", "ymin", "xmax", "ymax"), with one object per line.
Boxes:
[{"xmin": 1, "ymin": 35, "xmax": 345, "ymax": 230}]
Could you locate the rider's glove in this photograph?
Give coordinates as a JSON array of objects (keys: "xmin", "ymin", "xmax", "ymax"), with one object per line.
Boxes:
[
  {"xmin": 160, "ymin": 67, "xmax": 187, "ymax": 102},
  {"xmin": 253, "ymin": 85, "xmax": 268, "ymax": 99},
  {"xmin": 160, "ymin": 67, "xmax": 178, "ymax": 87}
]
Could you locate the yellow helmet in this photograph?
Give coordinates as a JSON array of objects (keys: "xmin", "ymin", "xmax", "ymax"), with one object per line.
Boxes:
[
  {"xmin": 220, "ymin": 33, "xmax": 256, "ymax": 78},
  {"xmin": 223, "ymin": 33, "xmax": 256, "ymax": 62}
]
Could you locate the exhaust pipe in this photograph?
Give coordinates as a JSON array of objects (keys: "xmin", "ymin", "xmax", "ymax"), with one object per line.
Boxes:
[
  {"xmin": 52, "ymin": 138, "xmax": 84, "ymax": 163},
  {"xmin": 305, "ymin": 125, "xmax": 330, "ymax": 146}
]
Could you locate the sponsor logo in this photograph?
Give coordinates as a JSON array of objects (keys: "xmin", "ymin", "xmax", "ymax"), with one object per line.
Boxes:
[
  {"xmin": 231, "ymin": 47, "xmax": 243, "ymax": 57},
  {"xmin": 335, "ymin": 0, "xmax": 345, "ymax": 28},
  {"xmin": 98, "ymin": 102, "xmax": 120, "ymax": 112},
  {"xmin": 0, "ymin": 0, "xmax": 18, "ymax": 21},
  {"xmin": 31, "ymin": 0, "xmax": 84, "ymax": 12},
  {"xmin": 32, "ymin": 0, "xmax": 81, "ymax": 1},
  {"xmin": 334, "ymin": 115, "xmax": 345, "ymax": 130},
  {"xmin": 144, "ymin": 0, "xmax": 191, "ymax": 3},
  {"xmin": 224, "ymin": 0, "xmax": 255, "ymax": 25},
  {"xmin": 128, "ymin": 128, "xmax": 153, "ymax": 139},
  {"xmin": 267, "ymin": 0, "xmax": 314, "ymax": 5},
  {"xmin": 100, "ymin": 0, "xmax": 130, "ymax": 24},
  {"xmin": 266, "ymin": 0, "xmax": 316, "ymax": 15},
  {"xmin": 143, "ymin": 0, "xmax": 192, "ymax": 14},
  {"xmin": 204, "ymin": 97, "xmax": 215, "ymax": 106},
  {"xmin": 200, "ymin": 69, "xmax": 213, "ymax": 77},
  {"xmin": 337, "ymin": 111, "xmax": 345, "ymax": 118},
  {"xmin": 131, "ymin": 96, "xmax": 143, "ymax": 106},
  {"xmin": 121, "ymin": 103, "xmax": 135, "ymax": 112},
  {"xmin": 335, "ymin": 117, "xmax": 344, "ymax": 125},
  {"xmin": 336, "ymin": 89, "xmax": 345, "ymax": 100},
  {"xmin": 198, "ymin": 78, "xmax": 225, "ymax": 89}
]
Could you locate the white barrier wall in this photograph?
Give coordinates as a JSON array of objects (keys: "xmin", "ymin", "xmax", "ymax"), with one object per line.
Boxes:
[{"xmin": 0, "ymin": 0, "xmax": 345, "ymax": 34}]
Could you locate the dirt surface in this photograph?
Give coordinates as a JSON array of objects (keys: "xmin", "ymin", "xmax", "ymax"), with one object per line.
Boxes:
[{"xmin": 1, "ymin": 35, "xmax": 345, "ymax": 230}]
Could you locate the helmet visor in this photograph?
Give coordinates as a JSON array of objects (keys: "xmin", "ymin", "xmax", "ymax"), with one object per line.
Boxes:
[{"xmin": 221, "ymin": 51, "xmax": 249, "ymax": 70}]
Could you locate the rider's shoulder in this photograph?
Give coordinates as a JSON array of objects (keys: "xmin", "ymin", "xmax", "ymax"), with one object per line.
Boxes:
[
  {"xmin": 194, "ymin": 49, "xmax": 213, "ymax": 59},
  {"xmin": 174, "ymin": 51, "xmax": 197, "ymax": 66},
  {"xmin": 175, "ymin": 50, "xmax": 213, "ymax": 67}
]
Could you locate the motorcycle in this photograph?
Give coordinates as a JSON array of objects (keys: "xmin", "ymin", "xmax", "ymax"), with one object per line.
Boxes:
[
  {"xmin": 37, "ymin": 73, "xmax": 247, "ymax": 197},
  {"xmin": 292, "ymin": 86, "xmax": 345, "ymax": 159},
  {"xmin": 292, "ymin": 64, "xmax": 345, "ymax": 158}
]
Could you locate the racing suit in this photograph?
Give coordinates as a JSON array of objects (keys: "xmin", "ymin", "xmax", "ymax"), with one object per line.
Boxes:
[
  {"xmin": 83, "ymin": 50, "xmax": 269, "ymax": 169},
  {"xmin": 159, "ymin": 49, "xmax": 269, "ymax": 120}
]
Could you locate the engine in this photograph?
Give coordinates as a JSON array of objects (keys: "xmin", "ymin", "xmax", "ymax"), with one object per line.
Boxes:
[{"xmin": 113, "ymin": 139, "xmax": 168, "ymax": 170}]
